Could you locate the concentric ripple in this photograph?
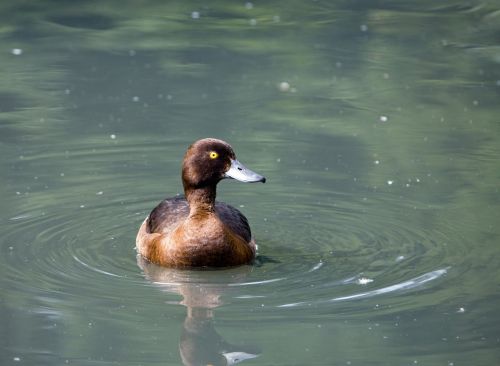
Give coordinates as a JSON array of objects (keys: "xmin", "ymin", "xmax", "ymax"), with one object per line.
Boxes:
[{"xmin": 0, "ymin": 140, "xmax": 468, "ymax": 324}]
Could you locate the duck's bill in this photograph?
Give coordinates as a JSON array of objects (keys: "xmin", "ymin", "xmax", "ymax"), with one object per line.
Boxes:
[{"xmin": 225, "ymin": 159, "xmax": 266, "ymax": 183}]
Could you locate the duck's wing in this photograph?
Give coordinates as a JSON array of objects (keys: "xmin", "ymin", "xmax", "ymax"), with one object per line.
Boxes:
[
  {"xmin": 215, "ymin": 202, "xmax": 252, "ymax": 243},
  {"xmin": 147, "ymin": 196, "xmax": 189, "ymax": 234}
]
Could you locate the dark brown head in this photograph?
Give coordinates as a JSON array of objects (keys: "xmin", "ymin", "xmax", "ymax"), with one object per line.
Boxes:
[{"xmin": 181, "ymin": 138, "xmax": 266, "ymax": 191}]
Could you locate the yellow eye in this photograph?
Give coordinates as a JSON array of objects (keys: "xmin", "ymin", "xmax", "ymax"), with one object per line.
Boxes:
[{"xmin": 209, "ymin": 151, "xmax": 219, "ymax": 159}]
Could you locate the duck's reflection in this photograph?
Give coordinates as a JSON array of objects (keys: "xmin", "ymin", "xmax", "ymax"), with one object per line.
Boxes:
[{"xmin": 137, "ymin": 256, "xmax": 260, "ymax": 366}]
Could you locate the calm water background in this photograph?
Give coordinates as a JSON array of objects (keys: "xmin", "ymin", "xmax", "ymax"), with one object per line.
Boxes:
[{"xmin": 1, "ymin": 1, "xmax": 500, "ymax": 365}]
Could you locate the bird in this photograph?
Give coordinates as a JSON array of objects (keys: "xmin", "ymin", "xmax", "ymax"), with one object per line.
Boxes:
[{"xmin": 136, "ymin": 138, "xmax": 266, "ymax": 267}]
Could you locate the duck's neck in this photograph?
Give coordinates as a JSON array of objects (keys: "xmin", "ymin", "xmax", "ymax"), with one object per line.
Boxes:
[{"xmin": 184, "ymin": 185, "xmax": 216, "ymax": 216}]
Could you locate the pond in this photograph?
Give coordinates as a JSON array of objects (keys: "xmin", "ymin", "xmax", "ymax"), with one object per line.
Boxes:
[{"xmin": 1, "ymin": 1, "xmax": 500, "ymax": 365}]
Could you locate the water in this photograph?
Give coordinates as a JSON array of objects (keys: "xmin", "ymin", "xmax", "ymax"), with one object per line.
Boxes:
[{"xmin": 1, "ymin": 1, "xmax": 500, "ymax": 365}]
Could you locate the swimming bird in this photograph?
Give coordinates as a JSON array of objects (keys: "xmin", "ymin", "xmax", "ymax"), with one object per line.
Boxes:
[{"xmin": 136, "ymin": 138, "xmax": 266, "ymax": 268}]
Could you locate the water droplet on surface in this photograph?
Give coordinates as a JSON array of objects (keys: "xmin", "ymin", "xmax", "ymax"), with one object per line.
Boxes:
[
  {"xmin": 357, "ymin": 277, "xmax": 373, "ymax": 285},
  {"xmin": 278, "ymin": 82, "xmax": 290, "ymax": 92}
]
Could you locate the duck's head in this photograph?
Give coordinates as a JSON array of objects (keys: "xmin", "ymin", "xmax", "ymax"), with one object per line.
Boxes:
[{"xmin": 182, "ymin": 138, "xmax": 266, "ymax": 190}]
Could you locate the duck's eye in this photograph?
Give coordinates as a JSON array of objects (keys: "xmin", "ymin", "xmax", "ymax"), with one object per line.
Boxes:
[{"xmin": 209, "ymin": 151, "xmax": 219, "ymax": 159}]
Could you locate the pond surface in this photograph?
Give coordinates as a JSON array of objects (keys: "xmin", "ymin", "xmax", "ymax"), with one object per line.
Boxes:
[{"xmin": 1, "ymin": 1, "xmax": 500, "ymax": 365}]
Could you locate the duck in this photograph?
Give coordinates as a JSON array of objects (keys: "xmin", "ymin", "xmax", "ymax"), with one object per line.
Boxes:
[{"xmin": 136, "ymin": 138, "xmax": 266, "ymax": 268}]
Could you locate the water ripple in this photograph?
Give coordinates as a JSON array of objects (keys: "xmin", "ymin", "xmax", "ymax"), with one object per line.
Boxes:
[
  {"xmin": 278, "ymin": 267, "xmax": 449, "ymax": 308},
  {"xmin": 0, "ymin": 142, "xmax": 469, "ymax": 321}
]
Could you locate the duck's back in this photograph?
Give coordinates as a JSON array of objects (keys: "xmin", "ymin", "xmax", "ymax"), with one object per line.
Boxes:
[{"xmin": 147, "ymin": 196, "xmax": 252, "ymax": 243}]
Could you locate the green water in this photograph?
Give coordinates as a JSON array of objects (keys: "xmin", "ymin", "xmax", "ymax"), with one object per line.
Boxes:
[{"xmin": 1, "ymin": 1, "xmax": 500, "ymax": 365}]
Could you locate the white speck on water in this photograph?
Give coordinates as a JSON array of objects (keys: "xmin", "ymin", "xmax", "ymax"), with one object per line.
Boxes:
[
  {"xmin": 396, "ymin": 255, "xmax": 405, "ymax": 262},
  {"xmin": 9, "ymin": 246, "xmax": 14, "ymax": 251},
  {"xmin": 360, "ymin": 24, "xmax": 368, "ymax": 32},
  {"xmin": 457, "ymin": 307, "xmax": 465, "ymax": 313},
  {"xmin": 249, "ymin": 18, "xmax": 257, "ymax": 26},
  {"xmin": 11, "ymin": 48, "xmax": 23, "ymax": 55},
  {"xmin": 387, "ymin": 180, "xmax": 394, "ymax": 185},
  {"xmin": 473, "ymin": 100, "xmax": 479, "ymax": 106},
  {"xmin": 132, "ymin": 96, "xmax": 140, "ymax": 102},
  {"xmin": 128, "ymin": 49, "xmax": 136, "ymax": 56},
  {"xmin": 357, "ymin": 277, "xmax": 373, "ymax": 285},
  {"xmin": 379, "ymin": 115, "xmax": 388, "ymax": 122},
  {"xmin": 191, "ymin": 11, "xmax": 200, "ymax": 19},
  {"xmin": 110, "ymin": 134, "xmax": 116, "ymax": 139},
  {"xmin": 60, "ymin": 172, "xmax": 65, "ymax": 177},
  {"xmin": 239, "ymin": 204, "xmax": 245, "ymax": 208},
  {"xmin": 166, "ymin": 94, "xmax": 173, "ymax": 100},
  {"xmin": 496, "ymin": 80, "xmax": 500, "ymax": 86},
  {"xmin": 96, "ymin": 191, "xmax": 104, "ymax": 195},
  {"xmin": 278, "ymin": 81, "xmax": 290, "ymax": 92},
  {"xmin": 245, "ymin": 2, "xmax": 254, "ymax": 9},
  {"xmin": 374, "ymin": 160, "xmax": 380, "ymax": 165},
  {"xmin": 80, "ymin": 205, "xmax": 85, "ymax": 208},
  {"xmin": 273, "ymin": 15, "xmax": 281, "ymax": 22},
  {"xmin": 383, "ymin": 73, "xmax": 390, "ymax": 79},
  {"xmin": 65, "ymin": 89, "xmax": 71, "ymax": 95},
  {"xmin": 335, "ymin": 61, "xmax": 342, "ymax": 68},
  {"xmin": 276, "ymin": 158, "xmax": 281, "ymax": 163},
  {"xmin": 13, "ymin": 357, "xmax": 21, "ymax": 361}
]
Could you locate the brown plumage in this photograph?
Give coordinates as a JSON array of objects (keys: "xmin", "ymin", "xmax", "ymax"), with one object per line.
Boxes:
[{"xmin": 136, "ymin": 138, "xmax": 266, "ymax": 268}]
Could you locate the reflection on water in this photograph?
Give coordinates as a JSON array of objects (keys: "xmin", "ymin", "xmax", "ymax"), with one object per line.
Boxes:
[
  {"xmin": 2, "ymin": 0, "xmax": 500, "ymax": 365},
  {"xmin": 138, "ymin": 257, "xmax": 260, "ymax": 366}
]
